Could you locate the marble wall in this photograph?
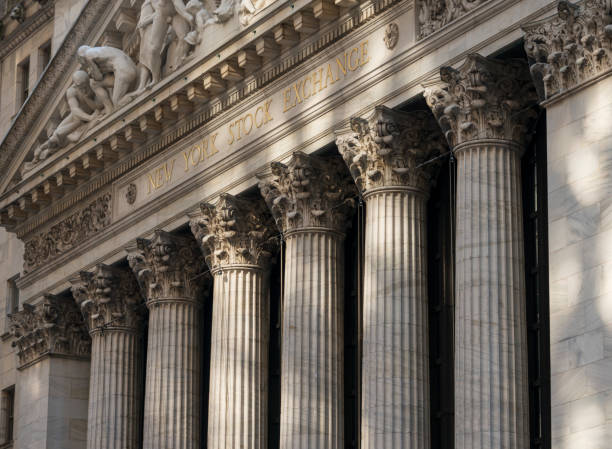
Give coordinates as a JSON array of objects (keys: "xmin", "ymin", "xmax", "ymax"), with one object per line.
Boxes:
[
  {"xmin": 547, "ymin": 75, "xmax": 612, "ymax": 448},
  {"xmin": 14, "ymin": 357, "xmax": 89, "ymax": 449}
]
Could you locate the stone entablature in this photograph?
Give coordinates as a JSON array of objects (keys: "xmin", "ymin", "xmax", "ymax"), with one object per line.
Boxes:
[
  {"xmin": 0, "ymin": 0, "xmax": 54, "ymax": 56},
  {"xmin": 335, "ymin": 106, "xmax": 446, "ymax": 193},
  {"xmin": 8, "ymin": 293, "xmax": 91, "ymax": 369},
  {"xmin": 523, "ymin": 0, "xmax": 612, "ymax": 102},
  {"xmin": 69, "ymin": 264, "xmax": 145, "ymax": 333},
  {"xmin": 0, "ymin": 0, "xmax": 391, "ymax": 246}
]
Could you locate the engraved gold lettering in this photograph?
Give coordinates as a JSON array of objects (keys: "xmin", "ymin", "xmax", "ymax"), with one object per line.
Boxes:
[
  {"xmin": 312, "ymin": 67, "xmax": 323, "ymax": 94},
  {"xmin": 348, "ymin": 47, "xmax": 359, "ymax": 71},
  {"xmin": 292, "ymin": 80, "xmax": 303, "ymax": 105},
  {"xmin": 208, "ymin": 133, "xmax": 220, "ymax": 156},
  {"xmin": 182, "ymin": 149, "xmax": 191, "ymax": 172},
  {"xmin": 360, "ymin": 40, "xmax": 370, "ymax": 66},
  {"xmin": 190, "ymin": 146, "xmax": 200, "ymax": 166},
  {"xmin": 302, "ymin": 75, "xmax": 311, "ymax": 100},
  {"xmin": 324, "ymin": 63, "xmax": 335, "ymax": 89},
  {"xmin": 164, "ymin": 159, "xmax": 175, "ymax": 182},
  {"xmin": 227, "ymin": 122, "xmax": 235, "ymax": 145},
  {"xmin": 244, "ymin": 113, "xmax": 254, "ymax": 135},
  {"xmin": 255, "ymin": 106, "xmax": 264, "ymax": 128},
  {"xmin": 283, "ymin": 87, "xmax": 294, "ymax": 112},
  {"xmin": 336, "ymin": 53, "xmax": 347, "ymax": 78},
  {"xmin": 264, "ymin": 99, "xmax": 273, "ymax": 122}
]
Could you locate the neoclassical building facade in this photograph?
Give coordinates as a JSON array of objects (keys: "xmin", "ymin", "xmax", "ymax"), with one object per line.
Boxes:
[{"xmin": 0, "ymin": 0, "xmax": 610, "ymax": 448}]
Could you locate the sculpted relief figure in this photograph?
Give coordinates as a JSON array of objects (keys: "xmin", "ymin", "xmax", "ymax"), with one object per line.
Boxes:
[
  {"xmin": 23, "ymin": 70, "xmax": 107, "ymax": 172},
  {"xmin": 77, "ymin": 45, "xmax": 138, "ymax": 111}
]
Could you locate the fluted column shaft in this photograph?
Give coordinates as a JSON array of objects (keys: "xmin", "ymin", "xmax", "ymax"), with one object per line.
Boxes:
[
  {"xmin": 143, "ymin": 298, "xmax": 201, "ymax": 449},
  {"xmin": 454, "ymin": 140, "xmax": 528, "ymax": 449},
  {"xmin": 88, "ymin": 329, "xmax": 142, "ymax": 449},
  {"xmin": 281, "ymin": 229, "xmax": 344, "ymax": 449},
  {"xmin": 361, "ymin": 187, "xmax": 429, "ymax": 448},
  {"xmin": 208, "ymin": 266, "xmax": 269, "ymax": 449}
]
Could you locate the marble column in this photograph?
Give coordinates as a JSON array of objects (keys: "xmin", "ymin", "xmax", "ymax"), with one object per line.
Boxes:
[
  {"xmin": 336, "ymin": 106, "xmax": 446, "ymax": 448},
  {"xmin": 189, "ymin": 193, "xmax": 277, "ymax": 449},
  {"xmin": 258, "ymin": 151, "xmax": 357, "ymax": 449},
  {"xmin": 127, "ymin": 231, "xmax": 208, "ymax": 449},
  {"xmin": 425, "ymin": 54, "xmax": 538, "ymax": 449},
  {"xmin": 70, "ymin": 264, "xmax": 145, "ymax": 449}
]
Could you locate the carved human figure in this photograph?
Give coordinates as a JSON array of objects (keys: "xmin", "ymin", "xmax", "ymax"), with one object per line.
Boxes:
[
  {"xmin": 27, "ymin": 70, "xmax": 105, "ymax": 168},
  {"xmin": 135, "ymin": 0, "xmax": 194, "ymax": 92},
  {"xmin": 184, "ymin": 0, "xmax": 215, "ymax": 45},
  {"xmin": 77, "ymin": 45, "xmax": 138, "ymax": 112}
]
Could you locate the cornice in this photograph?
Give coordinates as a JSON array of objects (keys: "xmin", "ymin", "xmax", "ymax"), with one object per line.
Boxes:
[
  {"xmin": 0, "ymin": 0, "xmax": 399, "ymax": 237},
  {"xmin": 0, "ymin": 2, "xmax": 54, "ymax": 60}
]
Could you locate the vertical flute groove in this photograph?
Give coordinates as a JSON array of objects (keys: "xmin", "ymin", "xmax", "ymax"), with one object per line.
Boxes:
[
  {"xmin": 280, "ymin": 230, "xmax": 344, "ymax": 449},
  {"xmin": 361, "ymin": 189, "xmax": 430, "ymax": 449},
  {"xmin": 455, "ymin": 142, "xmax": 529, "ymax": 449}
]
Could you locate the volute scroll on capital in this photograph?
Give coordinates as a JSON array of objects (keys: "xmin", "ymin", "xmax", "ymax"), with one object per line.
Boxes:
[
  {"xmin": 335, "ymin": 106, "xmax": 447, "ymax": 194},
  {"xmin": 257, "ymin": 151, "xmax": 358, "ymax": 235},
  {"xmin": 523, "ymin": 0, "xmax": 612, "ymax": 102},
  {"xmin": 188, "ymin": 193, "xmax": 278, "ymax": 272},
  {"xmin": 8, "ymin": 294, "xmax": 91, "ymax": 368},
  {"xmin": 126, "ymin": 230, "xmax": 208, "ymax": 303},
  {"xmin": 69, "ymin": 264, "xmax": 146, "ymax": 333},
  {"xmin": 423, "ymin": 54, "xmax": 539, "ymax": 149}
]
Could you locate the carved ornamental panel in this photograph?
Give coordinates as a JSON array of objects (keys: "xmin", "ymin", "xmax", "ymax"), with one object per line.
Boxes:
[
  {"xmin": 9, "ymin": 294, "xmax": 91, "ymax": 369},
  {"xmin": 523, "ymin": 0, "xmax": 612, "ymax": 101},
  {"xmin": 418, "ymin": 0, "xmax": 491, "ymax": 39}
]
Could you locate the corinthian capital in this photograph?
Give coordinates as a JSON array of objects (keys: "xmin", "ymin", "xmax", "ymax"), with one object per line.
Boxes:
[
  {"xmin": 69, "ymin": 264, "xmax": 145, "ymax": 333},
  {"xmin": 424, "ymin": 54, "xmax": 538, "ymax": 148},
  {"xmin": 257, "ymin": 151, "xmax": 357, "ymax": 234},
  {"xmin": 9, "ymin": 294, "xmax": 91, "ymax": 369},
  {"xmin": 335, "ymin": 106, "xmax": 447, "ymax": 193},
  {"xmin": 126, "ymin": 231, "xmax": 207, "ymax": 303},
  {"xmin": 189, "ymin": 194, "xmax": 277, "ymax": 271},
  {"xmin": 523, "ymin": 0, "xmax": 612, "ymax": 101}
]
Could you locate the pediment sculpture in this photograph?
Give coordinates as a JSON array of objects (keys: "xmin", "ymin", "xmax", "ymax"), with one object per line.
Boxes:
[{"xmin": 21, "ymin": 0, "xmax": 271, "ymax": 175}]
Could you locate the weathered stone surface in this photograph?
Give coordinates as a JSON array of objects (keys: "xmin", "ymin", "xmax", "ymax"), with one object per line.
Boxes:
[{"xmin": 9, "ymin": 294, "xmax": 91, "ymax": 369}]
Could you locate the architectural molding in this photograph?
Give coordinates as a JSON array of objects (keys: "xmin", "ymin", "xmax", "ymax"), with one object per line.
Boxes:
[
  {"xmin": 189, "ymin": 193, "xmax": 277, "ymax": 271},
  {"xmin": 8, "ymin": 293, "xmax": 91, "ymax": 369},
  {"xmin": 417, "ymin": 0, "xmax": 491, "ymax": 39},
  {"xmin": 0, "ymin": 2, "xmax": 54, "ymax": 58},
  {"xmin": 523, "ymin": 0, "xmax": 612, "ymax": 102},
  {"xmin": 69, "ymin": 264, "xmax": 145, "ymax": 333},
  {"xmin": 257, "ymin": 151, "xmax": 357, "ymax": 234},
  {"xmin": 22, "ymin": 192, "xmax": 111, "ymax": 274},
  {"xmin": 126, "ymin": 230, "xmax": 206, "ymax": 302},
  {"xmin": 423, "ymin": 54, "xmax": 538, "ymax": 148},
  {"xmin": 335, "ymin": 105, "xmax": 446, "ymax": 193}
]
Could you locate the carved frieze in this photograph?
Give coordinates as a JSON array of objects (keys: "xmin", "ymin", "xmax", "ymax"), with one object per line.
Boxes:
[
  {"xmin": 335, "ymin": 106, "xmax": 446, "ymax": 193},
  {"xmin": 23, "ymin": 193, "xmax": 111, "ymax": 274},
  {"xmin": 423, "ymin": 54, "xmax": 538, "ymax": 148},
  {"xmin": 418, "ymin": 0, "xmax": 490, "ymax": 39},
  {"xmin": 257, "ymin": 151, "xmax": 357, "ymax": 234},
  {"xmin": 523, "ymin": 0, "xmax": 612, "ymax": 101},
  {"xmin": 69, "ymin": 264, "xmax": 145, "ymax": 333},
  {"xmin": 189, "ymin": 194, "xmax": 277, "ymax": 271},
  {"xmin": 9, "ymin": 294, "xmax": 91, "ymax": 368},
  {"xmin": 126, "ymin": 231, "xmax": 207, "ymax": 303}
]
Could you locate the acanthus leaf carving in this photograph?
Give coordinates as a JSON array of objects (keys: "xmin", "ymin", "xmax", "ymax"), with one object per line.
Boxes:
[
  {"xmin": 423, "ymin": 54, "xmax": 538, "ymax": 148},
  {"xmin": 69, "ymin": 264, "xmax": 146, "ymax": 333},
  {"xmin": 8, "ymin": 293, "xmax": 91, "ymax": 368},
  {"xmin": 335, "ymin": 106, "xmax": 447, "ymax": 193},
  {"xmin": 23, "ymin": 192, "xmax": 112, "ymax": 274},
  {"xmin": 523, "ymin": 0, "xmax": 612, "ymax": 101},
  {"xmin": 257, "ymin": 151, "xmax": 357, "ymax": 234},
  {"xmin": 189, "ymin": 193, "xmax": 277, "ymax": 271},
  {"xmin": 126, "ymin": 230, "xmax": 207, "ymax": 303}
]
